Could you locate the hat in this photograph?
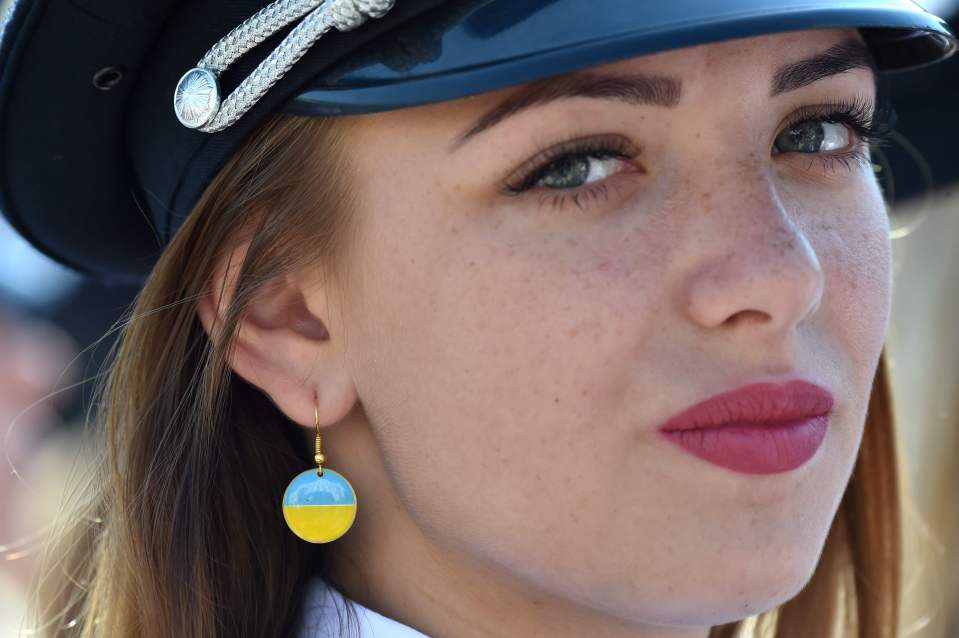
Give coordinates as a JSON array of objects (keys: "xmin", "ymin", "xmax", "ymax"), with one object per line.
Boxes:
[{"xmin": 0, "ymin": 0, "xmax": 955, "ymax": 284}]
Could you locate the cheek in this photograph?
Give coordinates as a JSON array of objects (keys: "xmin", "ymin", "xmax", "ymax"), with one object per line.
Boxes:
[
  {"xmin": 444, "ymin": 225, "xmax": 666, "ymax": 405},
  {"xmin": 351, "ymin": 191, "xmax": 675, "ymax": 583},
  {"xmin": 811, "ymin": 185, "xmax": 891, "ymax": 384},
  {"xmin": 794, "ymin": 182, "xmax": 890, "ymax": 525},
  {"xmin": 416, "ymin": 228, "xmax": 667, "ymax": 514}
]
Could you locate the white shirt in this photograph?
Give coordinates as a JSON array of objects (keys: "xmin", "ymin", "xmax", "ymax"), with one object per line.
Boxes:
[{"xmin": 298, "ymin": 577, "xmax": 430, "ymax": 638}]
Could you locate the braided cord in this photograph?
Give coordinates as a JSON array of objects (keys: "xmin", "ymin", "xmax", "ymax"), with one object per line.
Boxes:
[
  {"xmin": 199, "ymin": 5, "xmax": 333, "ymax": 132},
  {"xmin": 175, "ymin": 0, "xmax": 395, "ymax": 133},
  {"xmin": 199, "ymin": 0, "xmax": 325, "ymax": 74}
]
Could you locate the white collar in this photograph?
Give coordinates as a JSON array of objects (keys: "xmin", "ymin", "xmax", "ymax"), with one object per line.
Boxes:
[{"xmin": 298, "ymin": 577, "xmax": 430, "ymax": 638}]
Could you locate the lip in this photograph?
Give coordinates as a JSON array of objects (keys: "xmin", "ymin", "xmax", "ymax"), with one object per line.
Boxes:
[{"xmin": 656, "ymin": 379, "xmax": 834, "ymax": 475}]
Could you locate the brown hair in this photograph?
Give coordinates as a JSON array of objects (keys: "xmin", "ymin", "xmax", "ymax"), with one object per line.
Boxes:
[{"xmin": 25, "ymin": 111, "xmax": 902, "ymax": 637}]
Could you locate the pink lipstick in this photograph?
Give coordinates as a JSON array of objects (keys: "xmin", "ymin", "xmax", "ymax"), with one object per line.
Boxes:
[{"xmin": 656, "ymin": 379, "xmax": 834, "ymax": 475}]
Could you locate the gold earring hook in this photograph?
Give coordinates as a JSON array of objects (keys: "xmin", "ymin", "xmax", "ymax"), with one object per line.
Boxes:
[{"xmin": 314, "ymin": 399, "xmax": 325, "ymax": 476}]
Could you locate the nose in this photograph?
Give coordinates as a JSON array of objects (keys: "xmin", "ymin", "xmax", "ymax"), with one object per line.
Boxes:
[{"xmin": 683, "ymin": 180, "xmax": 824, "ymax": 335}]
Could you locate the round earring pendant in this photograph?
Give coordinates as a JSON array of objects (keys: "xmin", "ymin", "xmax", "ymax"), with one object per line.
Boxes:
[{"xmin": 282, "ymin": 468, "xmax": 357, "ymax": 543}]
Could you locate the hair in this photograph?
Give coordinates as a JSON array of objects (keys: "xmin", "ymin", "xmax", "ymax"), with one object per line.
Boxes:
[{"xmin": 24, "ymin": 111, "xmax": 903, "ymax": 638}]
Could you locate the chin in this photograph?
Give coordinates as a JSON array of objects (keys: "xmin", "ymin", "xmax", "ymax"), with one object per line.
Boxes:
[{"xmin": 601, "ymin": 543, "xmax": 825, "ymax": 629}]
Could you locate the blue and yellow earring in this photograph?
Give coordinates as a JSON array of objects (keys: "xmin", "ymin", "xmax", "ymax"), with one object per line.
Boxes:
[{"xmin": 282, "ymin": 397, "xmax": 357, "ymax": 543}]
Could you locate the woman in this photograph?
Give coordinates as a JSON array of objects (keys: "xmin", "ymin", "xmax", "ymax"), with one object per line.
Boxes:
[{"xmin": 0, "ymin": 1, "xmax": 956, "ymax": 636}]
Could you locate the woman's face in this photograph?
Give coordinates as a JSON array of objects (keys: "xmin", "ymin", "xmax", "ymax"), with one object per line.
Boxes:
[{"xmin": 329, "ymin": 27, "xmax": 890, "ymax": 628}]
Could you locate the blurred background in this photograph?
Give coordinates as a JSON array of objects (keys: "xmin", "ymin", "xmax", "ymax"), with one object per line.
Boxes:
[{"xmin": 0, "ymin": 0, "xmax": 957, "ymax": 636}]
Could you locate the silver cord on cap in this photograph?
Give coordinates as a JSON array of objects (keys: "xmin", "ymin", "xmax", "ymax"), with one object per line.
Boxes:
[{"xmin": 173, "ymin": 0, "xmax": 395, "ymax": 133}]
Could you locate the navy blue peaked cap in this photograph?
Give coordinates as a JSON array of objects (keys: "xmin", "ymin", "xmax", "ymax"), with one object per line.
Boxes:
[{"xmin": 0, "ymin": 0, "xmax": 955, "ymax": 284}]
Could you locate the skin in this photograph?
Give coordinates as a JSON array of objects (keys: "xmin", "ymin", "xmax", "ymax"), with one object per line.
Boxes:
[{"xmin": 198, "ymin": 28, "xmax": 891, "ymax": 638}]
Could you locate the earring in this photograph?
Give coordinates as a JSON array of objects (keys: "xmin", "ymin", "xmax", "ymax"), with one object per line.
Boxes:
[{"xmin": 281, "ymin": 396, "xmax": 357, "ymax": 543}]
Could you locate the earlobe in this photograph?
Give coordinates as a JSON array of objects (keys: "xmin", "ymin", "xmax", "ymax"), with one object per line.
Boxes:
[{"xmin": 195, "ymin": 242, "xmax": 358, "ymax": 430}]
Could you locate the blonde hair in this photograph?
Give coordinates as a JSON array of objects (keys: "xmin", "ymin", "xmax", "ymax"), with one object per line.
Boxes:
[{"xmin": 25, "ymin": 112, "xmax": 902, "ymax": 637}]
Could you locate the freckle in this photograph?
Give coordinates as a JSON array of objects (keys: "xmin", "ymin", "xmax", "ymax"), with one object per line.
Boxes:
[
  {"xmin": 451, "ymin": 226, "xmax": 459, "ymax": 235},
  {"xmin": 554, "ymin": 397, "xmax": 560, "ymax": 403},
  {"xmin": 581, "ymin": 389, "xmax": 589, "ymax": 396},
  {"xmin": 469, "ymin": 260, "xmax": 476, "ymax": 267},
  {"xmin": 695, "ymin": 131, "xmax": 701, "ymax": 140}
]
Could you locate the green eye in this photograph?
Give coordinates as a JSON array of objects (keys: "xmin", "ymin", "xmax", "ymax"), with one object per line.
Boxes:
[
  {"xmin": 774, "ymin": 120, "xmax": 851, "ymax": 154},
  {"xmin": 541, "ymin": 155, "xmax": 590, "ymax": 188},
  {"xmin": 504, "ymin": 134, "xmax": 640, "ymax": 196},
  {"xmin": 537, "ymin": 154, "xmax": 624, "ymax": 189}
]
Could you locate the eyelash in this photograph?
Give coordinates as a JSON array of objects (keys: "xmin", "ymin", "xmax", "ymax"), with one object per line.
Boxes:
[
  {"xmin": 501, "ymin": 95, "xmax": 897, "ymax": 210},
  {"xmin": 775, "ymin": 94, "xmax": 896, "ymax": 172},
  {"xmin": 501, "ymin": 135, "xmax": 642, "ymax": 213}
]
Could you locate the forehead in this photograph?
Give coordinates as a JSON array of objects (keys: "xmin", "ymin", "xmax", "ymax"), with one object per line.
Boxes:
[
  {"xmin": 597, "ymin": 27, "xmax": 866, "ymax": 79},
  {"xmin": 356, "ymin": 27, "xmax": 866, "ymax": 127},
  {"xmin": 511, "ymin": 27, "xmax": 865, "ymax": 97}
]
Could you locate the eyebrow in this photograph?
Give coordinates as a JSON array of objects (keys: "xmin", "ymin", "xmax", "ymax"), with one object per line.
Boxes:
[
  {"xmin": 450, "ymin": 72, "xmax": 681, "ymax": 150},
  {"xmin": 451, "ymin": 37, "xmax": 877, "ymax": 151},
  {"xmin": 771, "ymin": 38, "xmax": 877, "ymax": 96}
]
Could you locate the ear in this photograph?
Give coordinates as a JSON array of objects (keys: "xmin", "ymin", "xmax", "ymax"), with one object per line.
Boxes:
[{"xmin": 195, "ymin": 240, "xmax": 358, "ymax": 429}]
